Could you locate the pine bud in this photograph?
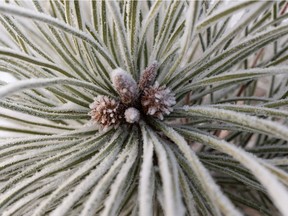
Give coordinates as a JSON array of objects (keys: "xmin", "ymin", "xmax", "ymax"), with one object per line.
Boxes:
[
  {"xmin": 111, "ymin": 68, "xmax": 138, "ymax": 105},
  {"xmin": 138, "ymin": 61, "xmax": 159, "ymax": 90},
  {"xmin": 124, "ymin": 107, "xmax": 140, "ymax": 123},
  {"xmin": 89, "ymin": 95, "xmax": 124, "ymax": 129},
  {"xmin": 141, "ymin": 83, "xmax": 176, "ymax": 120}
]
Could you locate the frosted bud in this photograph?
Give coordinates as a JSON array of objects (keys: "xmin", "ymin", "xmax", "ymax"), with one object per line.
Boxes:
[
  {"xmin": 111, "ymin": 68, "xmax": 138, "ymax": 105},
  {"xmin": 138, "ymin": 61, "xmax": 159, "ymax": 90},
  {"xmin": 89, "ymin": 95, "xmax": 124, "ymax": 130},
  {"xmin": 141, "ymin": 83, "xmax": 176, "ymax": 120},
  {"xmin": 125, "ymin": 107, "xmax": 140, "ymax": 123}
]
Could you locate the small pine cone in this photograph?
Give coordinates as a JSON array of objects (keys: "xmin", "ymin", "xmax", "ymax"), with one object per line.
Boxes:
[
  {"xmin": 138, "ymin": 61, "xmax": 159, "ymax": 90},
  {"xmin": 89, "ymin": 95, "xmax": 124, "ymax": 129},
  {"xmin": 141, "ymin": 83, "xmax": 176, "ymax": 120},
  {"xmin": 111, "ymin": 68, "xmax": 138, "ymax": 105}
]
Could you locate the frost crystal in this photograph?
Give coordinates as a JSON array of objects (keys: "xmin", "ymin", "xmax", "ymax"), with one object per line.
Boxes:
[
  {"xmin": 111, "ymin": 68, "xmax": 138, "ymax": 105},
  {"xmin": 141, "ymin": 83, "xmax": 176, "ymax": 120},
  {"xmin": 89, "ymin": 95, "xmax": 123, "ymax": 129},
  {"xmin": 125, "ymin": 107, "xmax": 140, "ymax": 123}
]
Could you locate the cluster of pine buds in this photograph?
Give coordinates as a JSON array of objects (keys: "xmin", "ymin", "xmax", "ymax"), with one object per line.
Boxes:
[{"xmin": 89, "ymin": 61, "xmax": 176, "ymax": 129}]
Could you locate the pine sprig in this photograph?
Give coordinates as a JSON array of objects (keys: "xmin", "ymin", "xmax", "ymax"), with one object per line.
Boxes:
[{"xmin": 0, "ymin": 1, "xmax": 287, "ymax": 216}]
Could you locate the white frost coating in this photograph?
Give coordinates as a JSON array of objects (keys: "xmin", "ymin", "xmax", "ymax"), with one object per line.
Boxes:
[
  {"xmin": 1, "ymin": 100, "xmax": 88, "ymax": 114},
  {"xmin": 163, "ymin": 142, "xmax": 186, "ymax": 216},
  {"xmin": 156, "ymin": 186, "xmax": 164, "ymax": 212},
  {"xmin": 0, "ymin": 47, "xmax": 72, "ymax": 76},
  {"xmin": 49, "ymin": 149, "xmax": 119, "ymax": 216},
  {"xmin": 31, "ymin": 131, "xmax": 122, "ymax": 216},
  {"xmin": 180, "ymin": 128, "xmax": 288, "ymax": 216},
  {"xmin": 149, "ymin": 1, "xmax": 184, "ymax": 63},
  {"xmin": 203, "ymin": 1, "xmax": 271, "ymax": 56},
  {"xmin": 179, "ymin": 106, "xmax": 288, "ymax": 141},
  {"xmin": 0, "ymin": 77, "xmax": 108, "ymax": 99},
  {"xmin": 0, "ymin": 134, "xmax": 108, "ymax": 206},
  {"xmin": 106, "ymin": 1, "xmax": 134, "ymax": 73},
  {"xmin": 0, "ymin": 4, "xmax": 116, "ymax": 67},
  {"xmin": 125, "ymin": 107, "xmax": 140, "ymax": 123},
  {"xmin": 111, "ymin": 68, "xmax": 138, "ymax": 104},
  {"xmin": 0, "ymin": 100, "xmax": 87, "ymax": 120},
  {"xmin": 101, "ymin": 144, "xmax": 138, "ymax": 216},
  {"xmin": 178, "ymin": 169, "xmax": 199, "ymax": 216},
  {"xmin": 80, "ymin": 157, "xmax": 125, "ymax": 216},
  {"xmin": 81, "ymin": 138, "xmax": 137, "ymax": 216},
  {"xmin": 212, "ymin": 104, "xmax": 288, "ymax": 118},
  {"xmin": 181, "ymin": 66, "xmax": 288, "ymax": 94},
  {"xmin": 161, "ymin": 1, "xmax": 197, "ymax": 81},
  {"xmin": 260, "ymin": 160, "xmax": 288, "ymax": 186},
  {"xmin": 174, "ymin": 1, "xmax": 272, "ymax": 90},
  {"xmin": 0, "ymin": 126, "xmax": 98, "ymax": 149},
  {"xmin": 180, "ymin": 2, "xmax": 194, "ymax": 52},
  {"xmin": 148, "ymin": 127, "xmax": 185, "ymax": 216},
  {"xmin": 0, "ymin": 141, "xmax": 76, "ymax": 169},
  {"xmin": 196, "ymin": 1, "xmax": 257, "ymax": 31},
  {"xmin": 0, "ymin": 72, "xmax": 15, "ymax": 83},
  {"xmin": 2, "ymin": 170, "xmax": 72, "ymax": 216},
  {"xmin": 52, "ymin": 101, "xmax": 88, "ymax": 111},
  {"xmin": 139, "ymin": 124, "xmax": 154, "ymax": 216},
  {"xmin": 154, "ymin": 120, "xmax": 242, "ymax": 216},
  {"xmin": 193, "ymin": 25, "xmax": 288, "ymax": 81},
  {"xmin": 178, "ymin": 21, "xmax": 288, "ymax": 88},
  {"xmin": 164, "ymin": 0, "xmax": 199, "ymax": 81},
  {"xmin": 138, "ymin": 1, "xmax": 162, "ymax": 50},
  {"xmin": 111, "ymin": 69, "xmax": 136, "ymax": 87},
  {"xmin": 0, "ymin": 139, "xmax": 73, "ymax": 158},
  {"xmin": 126, "ymin": 0, "xmax": 140, "ymax": 61}
]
